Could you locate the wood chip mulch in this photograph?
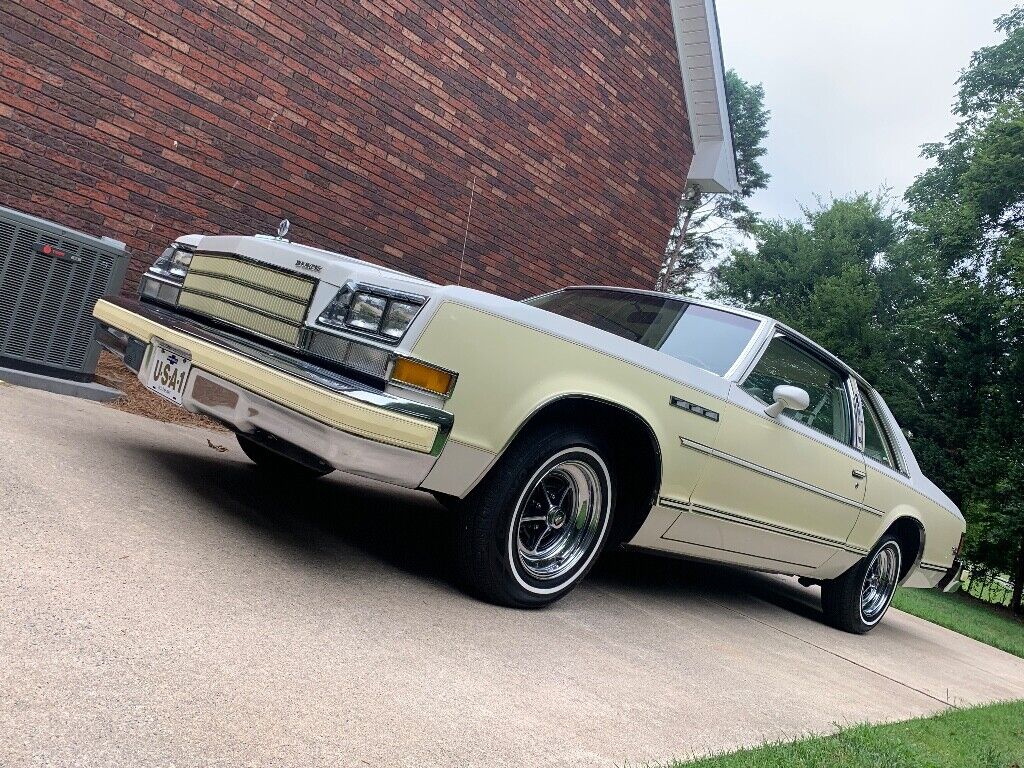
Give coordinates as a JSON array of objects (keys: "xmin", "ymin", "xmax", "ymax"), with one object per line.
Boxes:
[{"xmin": 94, "ymin": 350, "xmax": 229, "ymax": 432}]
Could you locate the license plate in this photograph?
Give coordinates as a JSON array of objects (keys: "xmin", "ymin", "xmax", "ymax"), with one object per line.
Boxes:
[{"xmin": 144, "ymin": 341, "xmax": 192, "ymax": 405}]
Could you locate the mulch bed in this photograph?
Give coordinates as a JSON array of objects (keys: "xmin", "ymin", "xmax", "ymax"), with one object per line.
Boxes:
[{"xmin": 94, "ymin": 350, "xmax": 229, "ymax": 432}]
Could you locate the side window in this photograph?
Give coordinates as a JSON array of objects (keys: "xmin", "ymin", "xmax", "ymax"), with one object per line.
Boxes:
[
  {"xmin": 862, "ymin": 392, "xmax": 896, "ymax": 469},
  {"xmin": 742, "ymin": 335, "xmax": 852, "ymax": 444}
]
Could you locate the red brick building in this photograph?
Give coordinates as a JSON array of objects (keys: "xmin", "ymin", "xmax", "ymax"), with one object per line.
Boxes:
[{"xmin": 0, "ymin": 0, "xmax": 736, "ymax": 297}]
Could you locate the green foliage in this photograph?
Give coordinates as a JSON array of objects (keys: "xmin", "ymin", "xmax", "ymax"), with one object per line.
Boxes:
[
  {"xmin": 659, "ymin": 70, "xmax": 770, "ymax": 294},
  {"xmin": 711, "ymin": 8, "xmax": 1024, "ymax": 609},
  {"xmin": 670, "ymin": 701, "xmax": 1024, "ymax": 767},
  {"xmin": 709, "ymin": 193, "xmax": 921, "ymax": 421}
]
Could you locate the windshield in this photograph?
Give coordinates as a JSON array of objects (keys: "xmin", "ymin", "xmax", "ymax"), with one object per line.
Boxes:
[{"xmin": 524, "ymin": 289, "xmax": 759, "ymax": 376}]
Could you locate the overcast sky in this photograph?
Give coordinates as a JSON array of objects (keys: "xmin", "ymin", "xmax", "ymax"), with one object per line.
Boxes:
[{"xmin": 714, "ymin": 0, "xmax": 1015, "ymax": 222}]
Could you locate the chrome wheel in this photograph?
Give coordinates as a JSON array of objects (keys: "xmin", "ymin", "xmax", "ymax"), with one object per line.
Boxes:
[
  {"xmin": 860, "ymin": 541, "xmax": 901, "ymax": 624},
  {"xmin": 512, "ymin": 454, "xmax": 607, "ymax": 583}
]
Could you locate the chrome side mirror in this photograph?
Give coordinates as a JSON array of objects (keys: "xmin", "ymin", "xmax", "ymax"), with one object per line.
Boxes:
[{"xmin": 765, "ymin": 385, "xmax": 810, "ymax": 418}]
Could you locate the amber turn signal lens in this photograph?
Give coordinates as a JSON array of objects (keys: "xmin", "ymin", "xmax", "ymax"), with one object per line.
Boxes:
[{"xmin": 391, "ymin": 357, "xmax": 454, "ymax": 396}]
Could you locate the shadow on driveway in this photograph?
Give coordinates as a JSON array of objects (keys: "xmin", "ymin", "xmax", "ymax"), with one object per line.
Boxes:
[{"xmin": 138, "ymin": 442, "xmax": 827, "ymax": 624}]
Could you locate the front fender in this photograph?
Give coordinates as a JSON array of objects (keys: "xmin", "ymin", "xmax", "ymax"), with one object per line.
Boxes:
[{"xmin": 411, "ymin": 299, "xmax": 731, "ymax": 501}]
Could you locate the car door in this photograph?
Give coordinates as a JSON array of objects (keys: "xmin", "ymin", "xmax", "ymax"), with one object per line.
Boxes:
[{"xmin": 663, "ymin": 332, "xmax": 868, "ymax": 569}]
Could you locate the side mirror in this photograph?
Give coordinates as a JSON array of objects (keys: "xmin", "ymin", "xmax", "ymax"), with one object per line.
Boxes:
[{"xmin": 765, "ymin": 385, "xmax": 810, "ymax": 418}]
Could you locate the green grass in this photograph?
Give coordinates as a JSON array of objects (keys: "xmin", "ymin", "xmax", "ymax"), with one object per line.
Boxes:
[
  {"xmin": 891, "ymin": 587, "xmax": 1024, "ymax": 659},
  {"xmin": 671, "ymin": 700, "xmax": 1024, "ymax": 767}
]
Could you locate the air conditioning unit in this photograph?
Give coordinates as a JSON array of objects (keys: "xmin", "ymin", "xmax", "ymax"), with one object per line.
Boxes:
[{"xmin": 0, "ymin": 205, "xmax": 130, "ymax": 381}]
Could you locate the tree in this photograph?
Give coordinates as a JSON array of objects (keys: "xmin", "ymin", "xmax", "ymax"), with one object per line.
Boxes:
[
  {"xmin": 657, "ymin": 70, "xmax": 770, "ymax": 294},
  {"xmin": 904, "ymin": 6, "xmax": 1024, "ymax": 612},
  {"xmin": 708, "ymin": 193, "xmax": 922, "ymax": 420}
]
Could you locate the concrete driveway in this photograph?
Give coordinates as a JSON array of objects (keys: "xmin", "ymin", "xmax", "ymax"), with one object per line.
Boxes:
[{"xmin": 2, "ymin": 384, "xmax": 1023, "ymax": 768}]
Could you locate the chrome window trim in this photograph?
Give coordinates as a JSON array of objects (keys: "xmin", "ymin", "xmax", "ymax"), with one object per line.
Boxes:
[
  {"xmin": 861, "ymin": 388, "xmax": 908, "ymax": 476},
  {"xmin": 847, "ymin": 378, "xmax": 866, "ymax": 452},
  {"xmin": 726, "ymin": 317, "xmax": 775, "ymax": 383}
]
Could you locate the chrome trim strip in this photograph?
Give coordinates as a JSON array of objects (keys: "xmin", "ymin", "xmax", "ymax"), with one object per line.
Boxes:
[
  {"xmin": 919, "ymin": 562, "xmax": 950, "ymax": 572},
  {"xmin": 660, "ymin": 496, "xmax": 870, "ymax": 555},
  {"xmin": 99, "ymin": 297, "xmax": 454, "ymax": 456},
  {"xmin": 141, "ymin": 271, "xmax": 184, "ymax": 290},
  {"xmin": 848, "ymin": 378, "xmax": 866, "ymax": 452},
  {"xmin": 677, "ymin": 436, "xmax": 884, "ymax": 517}
]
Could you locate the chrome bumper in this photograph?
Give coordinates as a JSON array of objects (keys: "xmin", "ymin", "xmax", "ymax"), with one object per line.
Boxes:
[{"xmin": 94, "ymin": 297, "xmax": 453, "ymax": 488}]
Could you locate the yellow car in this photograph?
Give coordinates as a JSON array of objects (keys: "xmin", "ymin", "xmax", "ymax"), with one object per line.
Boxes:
[{"xmin": 94, "ymin": 230, "xmax": 965, "ymax": 633}]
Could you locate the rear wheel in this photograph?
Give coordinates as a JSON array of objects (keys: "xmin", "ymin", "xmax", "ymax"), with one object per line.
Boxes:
[
  {"xmin": 821, "ymin": 535, "xmax": 902, "ymax": 633},
  {"xmin": 235, "ymin": 433, "xmax": 333, "ymax": 480},
  {"xmin": 455, "ymin": 425, "xmax": 615, "ymax": 608}
]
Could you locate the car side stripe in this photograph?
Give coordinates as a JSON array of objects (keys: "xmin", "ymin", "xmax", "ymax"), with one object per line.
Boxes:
[
  {"xmin": 677, "ymin": 436, "xmax": 885, "ymax": 517},
  {"xmin": 660, "ymin": 495, "xmax": 871, "ymax": 556}
]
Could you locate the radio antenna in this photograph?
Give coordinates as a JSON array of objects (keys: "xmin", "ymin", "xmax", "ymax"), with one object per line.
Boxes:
[{"xmin": 456, "ymin": 176, "xmax": 477, "ymax": 286}]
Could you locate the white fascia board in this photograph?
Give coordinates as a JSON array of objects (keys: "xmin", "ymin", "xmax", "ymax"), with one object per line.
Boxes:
[{"xmin": 670, "ymin": 0, "xmax": 739, "ymax": 194}]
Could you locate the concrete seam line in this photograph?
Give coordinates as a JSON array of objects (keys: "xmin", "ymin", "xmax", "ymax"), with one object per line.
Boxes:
[{"xmin": 706, "ymin": 598, "xmax": 962, "ymax": 710}]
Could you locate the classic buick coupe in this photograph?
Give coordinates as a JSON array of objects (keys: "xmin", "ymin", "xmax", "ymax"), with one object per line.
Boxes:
[{"xmin": 93, "ymin": 228, "xmax": 965, "ymax": 633}]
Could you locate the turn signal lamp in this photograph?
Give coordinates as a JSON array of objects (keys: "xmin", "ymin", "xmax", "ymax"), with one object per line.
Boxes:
[{"xmin": 390, "ymin": 357, "xmax": 455, "ymax": 396}]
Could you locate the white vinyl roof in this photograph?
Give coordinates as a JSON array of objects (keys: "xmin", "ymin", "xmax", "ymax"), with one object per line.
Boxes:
[{"xmin": 669, "ymin": 0, "xmax": 739, "ymax": 194}]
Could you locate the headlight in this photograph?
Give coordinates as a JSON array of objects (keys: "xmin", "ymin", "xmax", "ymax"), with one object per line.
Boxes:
[
  {"xmin": 381, "ymin": 301, "xmax": 421, "ymax": 339},
  {"xmin": 317, "ymin": 285, "xmax": 425, "ymax": 342},
  {"xmin": 140, "ymin": 241, "xmax": 193, "ymax": 305},
  {"xmin": 151, "ymin": 243, "xmax": 194, "ymax": 281},
  {"xmin": 347, "ymin": 292, "xmax": 388, "ymax": 332}
]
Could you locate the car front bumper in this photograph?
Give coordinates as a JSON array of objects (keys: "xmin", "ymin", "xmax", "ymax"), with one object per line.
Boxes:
[{"xmin": 92, "ymin": 297, "xmax": 453, "ymax": 488}]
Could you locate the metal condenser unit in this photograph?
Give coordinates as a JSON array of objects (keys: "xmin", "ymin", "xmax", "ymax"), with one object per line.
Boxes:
[{"xmin": 0, "ymin": 205, "xmax": 130, "ymax": 381}]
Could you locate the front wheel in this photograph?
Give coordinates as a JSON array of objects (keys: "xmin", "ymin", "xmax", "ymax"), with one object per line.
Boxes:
[
  {"xmin": 821, "ymin": 535, "xmax": 903, "ymax": 633},
  {"xmin": 454, "ymin": 425, "xmax": 615, "ymax": 608}
]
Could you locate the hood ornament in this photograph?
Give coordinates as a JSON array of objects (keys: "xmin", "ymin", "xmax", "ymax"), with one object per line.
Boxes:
[{"xmin": 276, "ymin": 218, "xmax": 291, "ymax": 239}]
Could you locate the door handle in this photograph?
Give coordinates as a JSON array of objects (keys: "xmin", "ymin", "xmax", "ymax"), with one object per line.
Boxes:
[{"xmin": 852, "ymin": 469, "xmax": 867, "ymax": 480}]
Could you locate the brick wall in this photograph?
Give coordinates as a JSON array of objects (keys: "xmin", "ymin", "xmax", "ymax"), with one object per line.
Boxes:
[{"xmin": 0, "ymin": 0, "xmax": 692, "ymax": 298}]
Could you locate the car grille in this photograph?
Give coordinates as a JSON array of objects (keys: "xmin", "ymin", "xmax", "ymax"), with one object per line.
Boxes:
[
  {"xmin": 307, "ymin": 330, "xmax": 391, "ymax": 378},
  {"xmin": 178, "ymin": 253, "xmax": 316, "ymax": 346}
]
